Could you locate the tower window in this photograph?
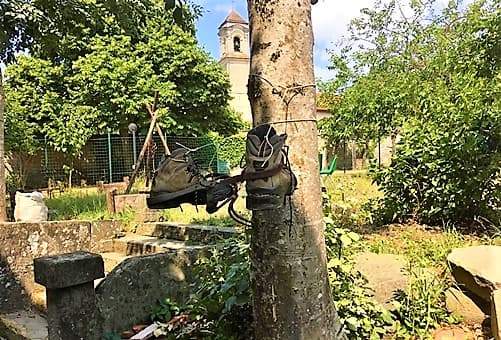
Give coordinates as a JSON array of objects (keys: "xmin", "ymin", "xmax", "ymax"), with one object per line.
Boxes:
[{"xmin": 233, "ymin": 37, "xmax": 241, "ymax": 52}]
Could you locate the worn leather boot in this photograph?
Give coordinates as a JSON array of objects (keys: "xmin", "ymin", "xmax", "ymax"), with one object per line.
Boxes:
[
  {"xmin": 147, "ymin": 148, "xmax": 208, "ymax": 209},
  {"xmin": 244, "ymin": 124, "xmax": 297, "ymax": 210}
]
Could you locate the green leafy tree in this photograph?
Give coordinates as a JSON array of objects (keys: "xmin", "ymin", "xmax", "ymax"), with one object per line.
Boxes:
[
  {"xmin": 372, "ymin": 0, "xmax": 501, "ymax": 226},
  {"xmin": 3, "ymin": 1, "xmax": 242, "ymax": 154},
  {"xmin": 0, "ymin": 0, "xmax": 197, "ymax": 62},
  {"xmin": 322, "ymin": 0, "xmax": 500, "ymax": 226}
]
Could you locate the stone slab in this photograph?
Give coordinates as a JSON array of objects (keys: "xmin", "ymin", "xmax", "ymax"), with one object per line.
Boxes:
[
  {"xmin": 90, "ymin": 221, "xmax": 122, "ymax": 252},
  {"xmin": 445, "ymin": 287, "xmax": 486, "ymax": 324},
  {"xmin": 34, "ymin": 251, "xmax": 104, "ymax": 289},
  {"xmin": 0, "ymin": 221, "xmax": 91, "ymax": 312},
  {"xmin": 114, "ymin": 194, "xmax": 148, "ymax": 213},
  {"xmin": 492, "ymin": 290, "xmax": 501, "ymax": 340},
  {"xmin": 136, "ymin": 222, "xmax": 238, "ymax": 242},
  {"xmin": 0, "ymin": 310, "xmax": 48, "ymax": 340},
  {"xmin": 112, "ymin": 234, "xmax": 207, "ymax": 256},
  {"xmin": 448, "ymin": 246, "xmax": 501, "ymax": 301},
  {"xmin": 354, "ymin": 252, "xmax": 408, "ymax": 306},
  {"xmin": 96, "ymin": 252, "xmax": 195, "ymax": 333}
]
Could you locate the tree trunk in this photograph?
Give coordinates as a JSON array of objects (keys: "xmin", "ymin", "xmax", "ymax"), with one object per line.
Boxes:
[
  {"xmin": 247, "ymin": 1, "xmax": 344, "ymax": 339},
  {"xmin": 0, "ymin": 70, "xmax": 7, "ymax": 222}
]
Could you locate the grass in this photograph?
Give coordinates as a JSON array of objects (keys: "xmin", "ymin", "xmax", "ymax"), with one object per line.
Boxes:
[
  {"xmin": 360, "ymin": 223, "xmax": 496, "ymax": 269},
  {"xmin": 44, "ymin": 185, "xmax": 249, "ymax": 227},
  {"xmin": 45, "ymin": 187, "xmax": 110, "ymax": 220},
  {"xmin": 324, "ymin": 170, "xmax": 381, "ymax": 209}
]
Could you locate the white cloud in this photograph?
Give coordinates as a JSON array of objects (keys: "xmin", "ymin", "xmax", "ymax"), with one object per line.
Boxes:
[
  {"xmin": 312, "ymin": 0, "xmax": 373, "ymax": 48},
  {"xmin": 213, "ymin": 3, "xmax": 233, "ymax": 13}
]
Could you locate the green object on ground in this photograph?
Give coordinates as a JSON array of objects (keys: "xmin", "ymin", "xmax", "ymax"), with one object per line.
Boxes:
[
  {"xmin": 320, "ymin": 157, "xmax": 337, "ymax": 175},
  {"xmin": 216, "ymin": 160, "xmax": 230, "ymax": 175}
]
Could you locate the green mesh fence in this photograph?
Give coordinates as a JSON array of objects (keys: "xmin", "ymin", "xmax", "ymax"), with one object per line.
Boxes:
[{"xmin": 29, "ymin": 133, "xmax": 220, "ymax": 188}]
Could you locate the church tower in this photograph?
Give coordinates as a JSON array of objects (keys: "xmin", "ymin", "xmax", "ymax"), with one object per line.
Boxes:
[{"xmin": 218, "ymin": 9, "xmax": 252, "ymax": 122}]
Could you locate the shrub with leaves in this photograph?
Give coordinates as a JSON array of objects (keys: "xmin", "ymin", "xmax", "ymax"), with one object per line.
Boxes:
[
  {"xmin": 151, "ymin": 238, "xmax": 252, "ymax": 339},
  {"xmin": 323, "ymin": 194, "xmax": 395, "ymax": 339},
  {"xmin": 209, "ymin": 132, "xmax": 247, "ymax": 168}
]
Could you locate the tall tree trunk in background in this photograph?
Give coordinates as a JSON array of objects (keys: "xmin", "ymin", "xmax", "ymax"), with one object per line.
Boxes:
[
  {"xmin": 0, "ymin": 70, "xmax": 7, "ymax": 221},
  {"xmin": 247, "ymin": 1, "xmax": 344, "ymax": 339}
]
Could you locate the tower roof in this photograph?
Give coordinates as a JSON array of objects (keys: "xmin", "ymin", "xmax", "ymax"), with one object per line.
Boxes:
[{"xmin": 219, "ymin": 9, "xmax": 248, "ymax": 28}]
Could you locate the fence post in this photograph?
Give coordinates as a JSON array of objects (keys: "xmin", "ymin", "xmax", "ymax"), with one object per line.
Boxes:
[
  {"xmin": 132, "ymin": 130, "xmax": 137, "ymax": 166},
  {"xmin": 107, "ymin": 130, "xmax": 112, "ymax": 183},
  {"xmin": 44, "ymin": 135, "xmax": 48, "ymax": 170}
]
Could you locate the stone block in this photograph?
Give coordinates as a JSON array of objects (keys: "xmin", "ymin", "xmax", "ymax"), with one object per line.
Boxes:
[
  {"xmin": 34, "ymin": 251, "xmax": 104, "ymax": 289},
  {"xmin": 448, "ymin": 246, "xmax": 501, "ymax": 301},
  {"xmin": 445, "ymin": 287, "xmax": 486, "ymax": 324},
  {"xmin": 0, "ymin": 221, "xmax": 93, "ymax": 312},
  {"xmin": 96, "ymin": 252, "xmax": 194, "ymax": 333},
  {"xmin": 114, "ymin": 194, "xmax": 148, "ymax": 213},
  {"xmin": 90, "ymin": 221, "xmax": 122, "ymax": 252},
  {"xmin": 354, "ymin": 252, "xmax": 408, "ymax": 307},
  {"xmin": 492, "ymin": 290, "xmax": 501, "ymax": 340}
]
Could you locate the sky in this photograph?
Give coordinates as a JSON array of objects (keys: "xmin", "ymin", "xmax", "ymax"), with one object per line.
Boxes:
[
  {"xmin": 193, "ymin": 0, "xmax": 464, "ymax": 81},
  {"xmin": 193, "ymin": 0, "xmax": 377, "ymax": 81}
]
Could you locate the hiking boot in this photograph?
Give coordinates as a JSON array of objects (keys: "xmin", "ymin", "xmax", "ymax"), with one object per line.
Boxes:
[
  {"xmin": 147, "ymin": 148, "xmax": 208, "ymax": 209},
  {"xmin": 244, "ymin": 124, "xmax": 297, "ymax": 210}
]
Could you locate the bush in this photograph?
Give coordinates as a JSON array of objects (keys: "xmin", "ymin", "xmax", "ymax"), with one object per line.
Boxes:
[
  {"xmin": 209, "ymin": 133, "xmax": 246, "ymax": 169},
  {"xmin": 323, "ymin": 194, "xmax": 395, "ymax": 339},
  {"xmin": 151, "ymin": 238, "xmax": 252, "ymax": 340},
  {"xmin": 372, "ymin": 113, "xmax": 501, "ymax": 228}
]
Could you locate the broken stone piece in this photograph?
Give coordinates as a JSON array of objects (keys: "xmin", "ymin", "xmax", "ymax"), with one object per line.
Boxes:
[
  {"xmin": 445, "ymin": 287, "xmax": 486, "ymax": 324},
  {"xmin": 491, "ymin": 290, "xmax": 501, "ymax": 340},
  {"xmin": 447, "ymin": 246, "xmax": 501, "ymax": 301}
]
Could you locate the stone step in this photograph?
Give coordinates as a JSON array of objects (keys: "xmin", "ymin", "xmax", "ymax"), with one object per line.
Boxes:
[
  {"xmin": 0, "ymin": 310, "xmax": 48, "ymax": 340},
  {"xmin": 100, "ymin": 252, "xmax": 131, "ymax": 273},
  {"xmin": 135, "ymin": 222, "xmax": 238, "ymax": 242},
  {"xmin": 112, "ymin": 234, "xmax": 209, "ymax": 256}
]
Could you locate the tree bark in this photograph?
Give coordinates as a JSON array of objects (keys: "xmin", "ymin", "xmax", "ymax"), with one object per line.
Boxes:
[
  {"xmin": 247, "ymin": 1, "xmax": 344, "ymax": 339},
  {"xmin": 0, "ymin": 70, "xmax": 7, "ymax": 222}
]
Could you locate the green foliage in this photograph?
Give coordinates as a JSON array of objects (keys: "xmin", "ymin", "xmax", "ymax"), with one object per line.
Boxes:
[
  {"xmin": 364, "ymin": 224, "xmax": 483, "ymax": 269},
  {"xmin": 0, "ymin": 0, "xmax": 197, "ymax": 62},
  {"xmin": 151, "ymin": 297, "xmax": 181, "ymax": 322},
  {"xmin": 391, "ymin": 267, "xmax": 459, "ymax": 338},
  {"xmin": 45, "ymin": 190, "xmax": 108, "ymax": 220},
  {"xmin": 190, "ymin": 239, "xmax": 252, "ymax": 338},
  {"xmin": 4, "ymin": 2, "xmax": 241, "ymax": 158},
  {"xmin": 370, "ymin": 1, "xmax": 501, "ymax": 227},
  {"xmin": 323, "ymin": 194, "xmax": 395, "ymax": 339},
  {"xmin": 210, "ymin": 133, "xmax": 247, "ymax": 168},
  {"xmin": 321, "ymin": 0, "xmax": 501, "ymax": 227},
  {"xmin": 150, "ymin": 238, "xmax": 252, "ymax": 339},
  {"xmin": 5, "ymin": 57, "xmax": 99, "ymax": 155}
]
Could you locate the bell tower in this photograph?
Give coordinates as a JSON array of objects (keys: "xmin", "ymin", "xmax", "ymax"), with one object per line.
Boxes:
[{"xmin": 218, "ymin": 9, "xmax": 252, "ymax": 122}]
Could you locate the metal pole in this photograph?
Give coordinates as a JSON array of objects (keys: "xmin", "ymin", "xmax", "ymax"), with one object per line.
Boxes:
[
  {"xmin": 378, "ymin": 135, "xmax": 381, "ymax": 168},
  {"xmin": 132, "ymin": 130, "xmax": 137, "ymax": 166},
  {"xmin": 107, "ymin": 130, "xmax": 112, "ymax": 183},
  {"xmin": 44, "ymin": 135, "xmax": 49, "ymax": 170}
]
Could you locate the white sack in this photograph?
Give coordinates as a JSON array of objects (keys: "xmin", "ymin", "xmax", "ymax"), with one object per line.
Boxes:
[{"xmin": 14, "ymin": 191, "xmax": 48, "ymax": 222}]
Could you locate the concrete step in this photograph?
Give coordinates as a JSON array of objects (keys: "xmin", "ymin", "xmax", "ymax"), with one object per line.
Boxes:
[
  {"xmin": 135, "ymin": 222, "xmax": 238, "ymax": 242},
  {"xmin": 113, "ymin": 234, "xmax": 209, "ymax": 256},
  {"xmin": 0, "ymin": 310, "xmax": 48, "ymax": 340}
]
